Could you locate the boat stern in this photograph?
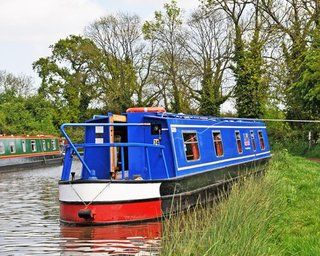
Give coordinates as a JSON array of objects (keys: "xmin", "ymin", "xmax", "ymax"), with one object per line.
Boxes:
[{"xmin": 59, "ymin": 181, "xmax": 162, "ymax": 225}]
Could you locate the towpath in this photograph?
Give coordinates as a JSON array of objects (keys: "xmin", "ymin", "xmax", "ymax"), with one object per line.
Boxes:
[{"xmin": 308, "ymin": 158, "xmax": 320, "ymax": 163}]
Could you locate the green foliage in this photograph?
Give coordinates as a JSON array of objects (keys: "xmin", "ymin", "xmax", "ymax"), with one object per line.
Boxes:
[
  {"xmin": 33, "ymin": 35, "xmax": 102, "ymax": 123},
  {"xmin": 233, "ymin": 30, "xmax": 267, "ymax": 118},
  {"xmin": 102, "ymin": 55, "xmax": 136, "ymax": 113},
  {"xmin": 33, "ymin": 35, "xmax": 137, "ymax": 121},
  {"xmin": 0, "ymin": 92, "xmax": 56, "ymax": 135},
  {"xmin": 161, "ymin": 151, "xmax": 320, "ymax": 255},
  {"xmin": 199, "ymin": 67, "xmax": 225, "ymax": 116},
  {"xmin": 198, "ymin": 41, "xmax": 230, "ymax": 116},
  {"xmin": 304, "ymin": 144, "xmax": 320, "ymax": 158},
  {"xmin": 283, "ymin": 38, "xmax": 308, "ymax": 121},
  {"xmin": 0, "ymin": 71, "xmax": 57, "ymax": 135},
  {"xmin": 292, "ymin": 32, "xmax": 320, "ymax": 120}
]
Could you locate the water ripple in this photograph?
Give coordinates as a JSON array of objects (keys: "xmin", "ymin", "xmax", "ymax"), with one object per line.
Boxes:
[{"xmin": 0, "ymin": 163, "xmax": 160, "ymax": 255}]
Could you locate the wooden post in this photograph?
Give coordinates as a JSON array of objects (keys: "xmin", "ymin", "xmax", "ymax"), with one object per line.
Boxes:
[
  {"xmin": 109, "ymin": 116, "xmax": 115, "ymax": 177},
  {"xmin": 308, "ymin": 131, "xmax": 312, "ymax": 150}
]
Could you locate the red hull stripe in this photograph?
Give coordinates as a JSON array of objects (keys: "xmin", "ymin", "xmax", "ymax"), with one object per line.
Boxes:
[
  {"xmin": 60, "ymin": 199, "xmax": 162, "ymax": 224},
  {"xmin": 0, "ymin": 151, "xmax": 61, "ymax": 159}
]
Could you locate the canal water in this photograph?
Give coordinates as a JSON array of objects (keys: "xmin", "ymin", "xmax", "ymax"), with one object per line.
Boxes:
[{"xmin": 0, "ymin": 163, "xmax": 161, "ymax": 255}]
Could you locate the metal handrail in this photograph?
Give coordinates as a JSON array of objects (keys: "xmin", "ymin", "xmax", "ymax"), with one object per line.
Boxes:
[
  {"xmin": 73, "ymin": 142, "xmax": 165, "ymax": 149},
  {"xmin": 60, "ymin": 123, "xmax": 168, "ymax": 181}
]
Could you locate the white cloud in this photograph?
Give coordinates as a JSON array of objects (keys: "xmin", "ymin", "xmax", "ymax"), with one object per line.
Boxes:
[
  {"xmin": 97, "ymin": 0, "xmax": 200, "ymax": 21},
  {"xmin": 0, "ymin": 0, "xmax": 105, "ymax": 43},
  {"xmin": 0, "ymin": 0, "xmax": 200, "ymax": 79}
]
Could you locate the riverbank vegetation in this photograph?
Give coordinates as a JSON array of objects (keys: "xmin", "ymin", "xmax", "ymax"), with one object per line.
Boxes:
[{"xmin": 161, "ymin": 151, "xmax": 320, "ymax": 255}]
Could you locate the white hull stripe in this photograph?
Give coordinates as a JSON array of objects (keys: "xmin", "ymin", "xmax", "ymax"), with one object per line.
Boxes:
[
  {"xmin": 178, "ymin": 151, "xmax": 271, "ymax": 171},
  {"xmin": 171, "ymin": 124, "xmax": 266, "ymax": 129},
  {"xmin": 59, "ymin": 183, "xmax": 161, "ymax": 203}
]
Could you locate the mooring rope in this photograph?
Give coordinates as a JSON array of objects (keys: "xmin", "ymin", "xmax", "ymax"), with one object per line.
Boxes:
[
  {"xmin": 221, "ymin": 117, "xmax": 320, "ymax": 123},
  {"xmin": 68, "ymin": 181, "xmax": 112, "ymax": 208}
]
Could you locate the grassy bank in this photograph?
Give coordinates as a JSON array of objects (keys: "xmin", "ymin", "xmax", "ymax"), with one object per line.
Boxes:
[{"xmin": 161, "ymin": 151, "xmax": 320, "ymax": 255}]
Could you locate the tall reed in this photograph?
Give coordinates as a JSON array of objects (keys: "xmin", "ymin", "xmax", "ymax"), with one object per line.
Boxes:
[{"xmin": 161, "ymin": 150, "xmax": 320, "ymax": 255}]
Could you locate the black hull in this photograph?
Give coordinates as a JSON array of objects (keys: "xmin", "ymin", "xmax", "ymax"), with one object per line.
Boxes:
[
  {"xmin": 0, "ymin": 155, "xmax": 63, "ymax": 172},
  {"xmin": 160, "ymin": 158, "xmax": 269, "ymax": 215},
  {"xmin": 59, "ymin": 157, "xmax": 270, "ymax": 224}
]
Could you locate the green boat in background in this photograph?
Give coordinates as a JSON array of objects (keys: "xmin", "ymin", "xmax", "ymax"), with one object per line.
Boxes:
[{"xmin": 0, "ymin": 135, "xmax": 63, "ymax": 171}]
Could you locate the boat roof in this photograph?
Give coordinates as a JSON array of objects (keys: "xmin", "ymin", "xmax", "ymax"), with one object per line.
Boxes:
[
  {"xmin": 85, "ymin": 111, "xmax": 266, "ymax": 126},
  {"xmin": 143, "ymin": 112, "xmax": 266, "ymax": 126},
  {"xmin": 0, "ymin": 135, "xmax": 59, "ymax": 139}
]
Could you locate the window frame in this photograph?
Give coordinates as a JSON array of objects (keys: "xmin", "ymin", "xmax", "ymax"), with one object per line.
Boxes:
[
  {"xmin": 182, "ymin": 131, "xmax": 201, "ymax": 162},
  {"xmin": 51, "ymin": 139, "xmax": 56, "ymax": 150},
  {"xmin": 258, "ymin": 130, "xmax": 265, "ymax": 150},
  {"xmin": 250, "ymin": 130, "xmax": 256, "ymax": 152},
  {"xmin": 235, "ymin": 130, "xmax": 243, "ymax": 154},
  {"xmin": 42, "ymin": 139, "xmax": 46, "ymax": 151},
  {"xmin": 0, "ymin": 142, "xmax": 5, "ymax": 154},
  {"xmin": 21, "ymin": 140, "xmax": 26, "ymax": 153},
  {"xmin": 9, "ymin": 141, "xmax": 16, "ymax": 154},
  {"xmin": 212, "ymin": 130, "xmax": 224, "ymax": 157},
  {"xmin": 31, "ymin": 140, "xmax": 37, "ymax": 152}
]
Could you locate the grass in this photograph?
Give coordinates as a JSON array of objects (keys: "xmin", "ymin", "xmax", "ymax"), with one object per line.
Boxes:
[
  {"xmin": 161, "ymin": 151, "xmax": 320, "ymax": 255},
  {"xmin": 305, "ymin": 143, "xmax": 320, "ymax": 158}
]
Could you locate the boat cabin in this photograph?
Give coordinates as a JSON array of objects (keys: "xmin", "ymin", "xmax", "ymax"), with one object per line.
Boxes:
[{"xmin": 61, "ymin": 108, "xmax": 270, "ymax": 182}]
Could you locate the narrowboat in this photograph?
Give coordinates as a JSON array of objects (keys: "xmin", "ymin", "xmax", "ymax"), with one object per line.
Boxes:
[
  {"xmin": 59, "ymin": 107, "xmax": 271, "ymax": 225},
  {"xmin": 0, "ymin": 135, "xmax": 62, "ymax": 171}
]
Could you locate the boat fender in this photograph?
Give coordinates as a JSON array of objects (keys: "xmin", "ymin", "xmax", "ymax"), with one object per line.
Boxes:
[{"xmin": 78, "ymin": 209, "xmax": 94, "ymax": 220}]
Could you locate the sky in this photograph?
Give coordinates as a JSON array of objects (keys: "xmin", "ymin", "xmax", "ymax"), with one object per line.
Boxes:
[{"xmin": 0, "ymin": 0, "xmax": 200, "ymax": 83}]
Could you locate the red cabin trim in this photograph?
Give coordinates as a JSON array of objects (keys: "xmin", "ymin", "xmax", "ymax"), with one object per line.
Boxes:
[
  {"xmin": 0, "ymin": 150, "xmax": 61, "ymax": 159},
  {"xmin": 0, "ymin": 135, "xmax": 59, "ymax": 139}
]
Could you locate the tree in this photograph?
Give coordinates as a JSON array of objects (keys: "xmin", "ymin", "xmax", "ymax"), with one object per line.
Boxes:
[
  {"xmin": 233, "ymin": 5, "xmax": 268, "ymax": 118},
  {"xmin": 208, "ymin": 0, "xmax": 268, "ymax": 118},
  {"xmin": 186, "ymin": 7, "xmax": 233, "ymax": 116},
  {"xmin": 86, "ymin": 13, "xmax": 159, "ymax": 108},
  {"xmin": 259, "ymin": 0, "xmax": 320, "ymax": 120},
  {"xmin": 33, "ymin": 35, "xmax": 102, "ymax": 123},
  {"xmin": 0, "ymin": 70, "xmax": 33, "ymax": 97},
  {"xmin": 0, "ymin": 93, "xmax": 56, "ymax": 135},
  {"xmin": 143, "ymin": 0, "xmax": 192, "ymax": 113},
  {"xmin": 293, "ymin": 31, "xmax": 320, "ymax": 120}
]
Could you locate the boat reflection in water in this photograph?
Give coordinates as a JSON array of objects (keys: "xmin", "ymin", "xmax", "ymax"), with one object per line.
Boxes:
[{"xmin": 60, "ymin": 221, "xmax": 161, "ymax": 255}]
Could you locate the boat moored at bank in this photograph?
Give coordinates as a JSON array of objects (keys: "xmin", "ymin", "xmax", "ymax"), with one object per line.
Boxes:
[
  {"xmin": 0, "ymin": 135, "xmax": 62, "ymax": 171},
  {"xmin": 59, "ymin": 107, "xmax": 271, "ymax": 225}
]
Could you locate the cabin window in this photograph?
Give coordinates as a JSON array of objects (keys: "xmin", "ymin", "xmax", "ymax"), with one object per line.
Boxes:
[
  {"xmin": 244, "ymin": 133, "xmax": 250, "ymax": 147},
  {"xmin": 235, "ymin": 131, "xmax": 243, "ymax": 154},
  {"xmin": 0, "ymin": 142, "xmax": 5, "ymax": 154},
  {"xmin": 213, "ymin": 131, "xmax": 224, "ymax": 157},
  {"xmin": 95, "ymin": 126, "xmax": 104, "ymax": 144},
  {"xmin": 183, "ymin": 132, "xmax": 200, "ymax": 161},
  {"xmin": 250, "ymin": 131, "xmax": 256, "ymax": 151},
  {"xmin": 42, "ymin": 140, "xmax": 46, "ymax": 151},
  {"xmin": 9, "ymin": 142, "xmax": 16, "ymax": 153},
  {"xmin": 258, "ymin": 131, "xmax": 265, "ymax": 150},
  {"xmin": 51, "ymin": 139, "xmax": 56, "ymax": 150},
  {"xmin": 31, "ymin": 140, "xmax": 37, "ymax": 152},
  {"xmin": 22, "ymin": 140, "xmax": 26, "ymax": 153}
]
